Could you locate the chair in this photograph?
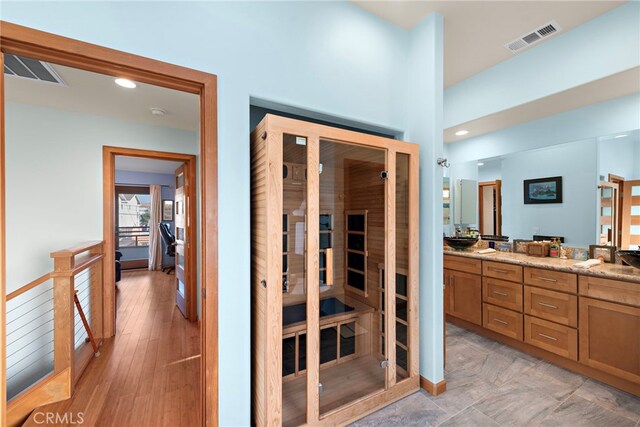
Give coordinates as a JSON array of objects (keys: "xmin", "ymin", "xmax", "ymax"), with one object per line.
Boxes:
[
  {"xmin": 115, "ymin": 250, "xmax": 123, "ymax": 283},
  {"xmin": 159, "ymin": 223, "xmax": 176, "ymax": 274}
]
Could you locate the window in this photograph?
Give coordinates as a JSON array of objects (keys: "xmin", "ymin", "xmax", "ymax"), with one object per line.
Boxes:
[{"xmin": 116, "ymin": 186, "xmax": 151, "ymax": 248}]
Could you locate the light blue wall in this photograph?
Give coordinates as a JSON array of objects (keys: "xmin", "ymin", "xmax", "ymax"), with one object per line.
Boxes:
[
  {"xmin": 598, "ymin": 130, "xmax": 640, "ymax": 181},
  {"xmin": 501, "ymin": 140, "xmax": 598, "ymax": 247},
  {"xmin": 5, "ymin": 102, "xmax": 197, "ymax": 294},
  {"xmin": 478, "ymin": 158, "xmax": 502, "ymax": 183},
  {"xmin": 444, "ymin": 2, "xmax": 640, "ymax": 127},
  {"xmin": 115, "ymin": 170, "xmax": 176, "ymax": 266},
  {"xmin": 2, "ymin": 2, "xmax": 447, "ymax": 424},
  {"xmin": 446, "ymin": 93, "xmax": 640, "ymax": 164},
  {"xmin": 406, "ymin": 13, "xmax": 445, "ymax": 384}
]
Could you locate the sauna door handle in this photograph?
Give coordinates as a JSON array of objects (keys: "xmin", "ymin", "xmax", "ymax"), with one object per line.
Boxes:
[{"xmin": 325, "ymin": 248, "xmax": 334, "ymax": 286}]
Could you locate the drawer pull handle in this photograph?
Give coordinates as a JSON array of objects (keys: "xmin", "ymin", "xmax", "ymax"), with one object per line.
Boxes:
[
  {"xmin": 537, "ymin": 277, "xmax": 558, "ymax": 283},
  {"xmin": 538, "ymin": 302, "xmax": 558, "ymax": 309},
  {"xmin": 490, "ymin": 268, "xmax": 509, "ymax": 274},
  {"xmin": 494, "ymin": 318, "xmax": 508, "ymax": 325},
  {"xmin": 538, "ymin": 333, "xmax": 558, "ymax": 341},
  {"xmin": 493, "ymin": 291, "xmax": 509, "ymax": 297}
]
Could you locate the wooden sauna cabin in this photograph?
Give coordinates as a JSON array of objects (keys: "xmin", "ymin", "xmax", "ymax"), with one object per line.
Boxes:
[{"xmin": 251, "ymin": 114, "xmax": 420, "ymax": 426}]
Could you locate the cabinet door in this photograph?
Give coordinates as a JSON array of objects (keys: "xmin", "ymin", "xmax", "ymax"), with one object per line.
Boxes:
[
  {"xmin": 579, "ymin": 297, "xmax": 640, "ymax": 383},
  {"xmin": 444, "ymin": 270, "xmax": 451, "ymax": 315},
  {"xmin": 448, "ymin": 270, "xmax": 482, "ymax": 325}
]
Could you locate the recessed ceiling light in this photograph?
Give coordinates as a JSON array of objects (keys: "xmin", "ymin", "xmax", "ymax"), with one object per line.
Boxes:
[
  {"xmin": 115, "ymin": 78, "xmax": 136, "ymax": 89},
  {"xmin": 477, "ymin": 162, "xmax": 485, "ymax": 166},
  {"xmin": 455, "ymin": 130, "xmax": 469, "ymax": 136},
  {"xmin": 614, "ymin": 134, "xmax": 628, "ymax": 139},
  {"xmin": 150, "ymin": 108, "xmax": 167, "ymax": 116}
]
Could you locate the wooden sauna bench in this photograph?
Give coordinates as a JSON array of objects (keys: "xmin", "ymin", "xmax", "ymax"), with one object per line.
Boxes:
[{"xmin": 282, "ymin": 296, "xmax": 375, "ymax": 380}]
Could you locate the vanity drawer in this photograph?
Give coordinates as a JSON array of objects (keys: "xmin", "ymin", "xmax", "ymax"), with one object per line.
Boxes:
[
  {"xmin": 483, "ymin": 278, "xmax": 523, "ymax": 312},
  {"xmin": 578, "ymin": 275, "xmax": 640, "ymax": 307},
  {"xmin": 524, "ymin": 267, "xmax": 577, "ymax": 293},
  {"xmin": 444, "ymin": 255, "xmax": 482, "ymax": 275},
  {"xmin": 483, "ymin": 303, "xmax": 523, "ymax": 341},
  {"xmin": 524, "ymin": 286, "xmax": 577, "ymax": 327},
  {"xmin": 525, "ymin": 315, "xmax": 578, "ymax": 361},
  {"xmin": 483, "ymin": 261, "xmax": 523, "ymax": 283}
]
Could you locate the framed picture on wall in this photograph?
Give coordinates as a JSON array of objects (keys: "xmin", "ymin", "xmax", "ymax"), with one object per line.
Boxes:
[
  {"xmin": 162, "ymin": 200, "xmax": 174, "ymax": 221},
  {"xmin": 524, "ymin": 176, "xmax": 563, "ymax": 204}
]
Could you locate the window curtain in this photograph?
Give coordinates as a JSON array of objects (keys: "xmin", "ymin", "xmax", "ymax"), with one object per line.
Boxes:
[{"xmin": 149, "ymin": 185, "xmax": 163, "ymax": 271}]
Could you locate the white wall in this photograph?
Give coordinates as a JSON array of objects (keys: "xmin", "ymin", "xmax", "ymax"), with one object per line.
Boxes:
[
  {"xmin": 501, "ymin": 140, "xmax": 598, "ymax": 246},
  {"xmin": 5, "ymin": 102, "xmax": 197, "ymax": 293}
]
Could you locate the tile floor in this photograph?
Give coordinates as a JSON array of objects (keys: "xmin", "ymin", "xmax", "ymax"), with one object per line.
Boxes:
[{"xmin": 352, "ymin": 323, "xmax": 640, "ymax": 427}]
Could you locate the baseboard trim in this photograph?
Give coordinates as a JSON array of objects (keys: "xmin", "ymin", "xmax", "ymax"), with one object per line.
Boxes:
[{"xmin": 420, "ymin": 376, "xmax": 447, "ymax": 396}]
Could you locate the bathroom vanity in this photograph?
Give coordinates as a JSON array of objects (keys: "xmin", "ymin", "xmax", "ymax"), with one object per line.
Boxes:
[
  {"xmin": 444, "ymin": 250, "xmax": 640, "ymax": 396},
  {"xmin": 251, "ymin": 115, "xmax": 420, "ymax": 426}
]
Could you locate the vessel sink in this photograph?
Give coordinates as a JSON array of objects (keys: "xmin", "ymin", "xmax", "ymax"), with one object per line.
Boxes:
[
  {"xmin": 444, "ymin": 237, "xmax": 479, "ymax": 250},
  {"xmin": 617, "ymin": 250, "xmax": 640, "ymax": 269},
  {"xmin": 481, "ymin": 235, "xmax": 509, "ymax": 242}
]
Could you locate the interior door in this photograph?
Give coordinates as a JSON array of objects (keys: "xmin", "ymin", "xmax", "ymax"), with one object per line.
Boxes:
[
  {"xmin": 478, "ymin": 180, "xmax": 502, "ymax": 236},
  {"xmin": 621, "ymin": 180, "xmax": 640, "ymax": 249},
  {"xmin": 175, "ymin": 164, "xmax": 189, "ymax": 318},
  {"xmin": 598, "ymin": 181, "xmax": 618, "ymax": 246}
]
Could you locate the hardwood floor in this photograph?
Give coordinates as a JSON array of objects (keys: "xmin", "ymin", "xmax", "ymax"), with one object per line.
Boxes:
[{"xmin": 24, "ymin": 270, "xmax": 200, "ymax": 427}]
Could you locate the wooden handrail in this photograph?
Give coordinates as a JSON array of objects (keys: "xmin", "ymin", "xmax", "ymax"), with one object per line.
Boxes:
[
  {"xmin": 50, "ymin": 240, "xmax": 104, "ymax": 258},
  {"xmin": 50, "ymin": 254, "xmax": 104, "ymax": 278},
  {"xmin": 6, "ymin": 272, "xmax": 52, "ymax": 301}
]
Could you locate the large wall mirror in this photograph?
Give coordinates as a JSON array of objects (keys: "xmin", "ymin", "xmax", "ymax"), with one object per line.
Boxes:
[{"xmin": 444, "ymin": 127, "xmax": 640, "ymax": 250}]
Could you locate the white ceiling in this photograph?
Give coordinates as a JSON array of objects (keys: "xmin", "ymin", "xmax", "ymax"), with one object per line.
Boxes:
[
  {"xmin": 5, "ymin": 61, "xmax": 199, "ymax": 132},
  {"xmin": 115, "ymin": 156, "xmax": 183, "ymax": 175},
  {"xmin": 445, "ymin": 66, "xmax": 640, "ymax": 143},
  {"xmin": 352, "ymin": 1, "xmax": 626, "ymax": 87}
]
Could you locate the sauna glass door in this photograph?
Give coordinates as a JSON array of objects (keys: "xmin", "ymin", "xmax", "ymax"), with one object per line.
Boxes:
[
  {"xmin": 318, "ymin": 138, "xmax": 387, "ymax": 415},
  {"xmin": 281, "ymin": 133, "xmax": 309, "ymax": 427}
]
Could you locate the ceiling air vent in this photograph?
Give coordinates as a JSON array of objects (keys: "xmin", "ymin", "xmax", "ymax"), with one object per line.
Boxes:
[
  {"xmin": 504, "ymin": 20, "xmax": 562, "ymax": 53},
  {"xmin": 3, "ymin": 53, "xmax": 65, "ymax": 85}
]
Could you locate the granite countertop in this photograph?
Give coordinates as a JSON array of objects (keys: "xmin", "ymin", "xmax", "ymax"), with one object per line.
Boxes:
[{"xmin": 444, "ymin": 247, "xmax": 640, "ymax": 284}]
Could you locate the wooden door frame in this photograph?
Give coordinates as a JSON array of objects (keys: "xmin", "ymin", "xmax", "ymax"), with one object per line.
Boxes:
[
  {"xmin": 478, "ymin": 180, "xmax": 502, "ymax": 236},
  {"xmin": 609, "ymin": 174, "xmax": 625, "ymax": 248},
  {"xmin": 0, "ymin": 22, "xmax": 218, "ymax": 426},
  {"xmin": 105, "ymin": 147, "xmax": 197, "ymax": 320},
  {"xmin": 256, "ymin": 115, "xmax": 420, "ymax": 425}
]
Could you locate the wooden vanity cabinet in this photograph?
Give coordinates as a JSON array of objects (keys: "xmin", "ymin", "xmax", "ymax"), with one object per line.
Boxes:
[
  {"xmin": 481, "ymin": 261, "xmax": 524, "ymax": 340},
  {"xmin": 522, "ymin": 267, "xmax": 578, "ymax": 359},
  {"xmin": 444, "ymin": 253, "xmax": 640, "ymax": 396},
  {"xmin": 579, "ymin": 275, "xmax": 640, "ymax": 384},
  {"xmin": 444, "ymin": 268, "xmax": 482, "ymax": 325},
  {"xmin": 444, "ymin": 255, "xmax": 482, "ymax": 325}
]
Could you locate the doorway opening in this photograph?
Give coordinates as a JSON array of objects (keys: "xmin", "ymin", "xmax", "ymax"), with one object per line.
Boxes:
[
  {"xmin": 478, "ymin": 180, "xmax": 502, "ymax": 237},
  {"xmin": 1, "ymin": 22, "xmax": 217, "ymax": 424}
]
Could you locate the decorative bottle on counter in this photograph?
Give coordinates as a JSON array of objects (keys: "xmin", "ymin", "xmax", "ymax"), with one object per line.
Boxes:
[{"xmin": 549, "ymin": 239, "xmax": 560, "ymax": 258}]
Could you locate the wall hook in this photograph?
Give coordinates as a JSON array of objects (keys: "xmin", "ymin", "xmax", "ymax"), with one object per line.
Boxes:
[{"xmin": 437, "ymin": 158, "xmax": 450, "ymax": 168}]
